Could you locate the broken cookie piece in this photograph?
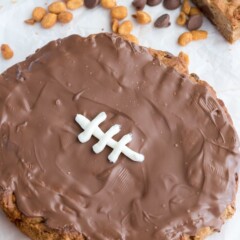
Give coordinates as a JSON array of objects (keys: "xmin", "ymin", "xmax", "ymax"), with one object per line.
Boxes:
[{"xmin": 192, "ymin": 0, "xmax": 240, "ymax": 43}]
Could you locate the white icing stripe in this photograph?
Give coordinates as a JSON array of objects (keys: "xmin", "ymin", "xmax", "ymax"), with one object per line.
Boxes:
[
  {"xmin": 108, "ymin": 134, "xmax": 132, "ymax": 163},
  {"xmin": 75, "ymin": 113, "xmax": 145, "ymax": 163},
  {"xmin": 93, "ymin": 124, "xmax": 121, "ymax": 154},
  {"xmin": 78, "ymin": 112, "xmax": 106, "ymax": 143}
]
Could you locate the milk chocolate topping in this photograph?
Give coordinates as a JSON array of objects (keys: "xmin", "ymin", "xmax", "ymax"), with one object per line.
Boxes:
[{"xmin": 0, "ymin": 33, "xmax": 239, "ymax": 240}]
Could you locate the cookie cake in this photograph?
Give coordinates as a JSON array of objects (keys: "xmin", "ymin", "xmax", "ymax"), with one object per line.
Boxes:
[{"xmin": 0, "ymin": 33, "xmax": 239, "ymax": 240}]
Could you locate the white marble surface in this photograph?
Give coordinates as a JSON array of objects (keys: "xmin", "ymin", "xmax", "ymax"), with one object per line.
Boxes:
[{"xmin": 0, "ymin": 0, "xmax": 239, "ymax": 239}]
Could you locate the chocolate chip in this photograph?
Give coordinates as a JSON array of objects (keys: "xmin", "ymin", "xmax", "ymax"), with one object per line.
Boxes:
[
  {"xmin": 163, "ymin": 0, "xmax": 181, "ymax": 10},
  {"xmin": 84, "ymin": 0, "xmax": 100, "ymax": 9},
  {"xmin": 132, "ymin": 0, "xmax": 147, "ymax": 10},
  {"xmin": 154, "ymin": 14, "xmax": 171, "ymax": 28},
  {"xmin": 187, "ymin": 14, "xmax": 203, "ymax": 30},
  {"xmin": 147, "ymin": 0, "xmax": 162, "ymax": 7}
]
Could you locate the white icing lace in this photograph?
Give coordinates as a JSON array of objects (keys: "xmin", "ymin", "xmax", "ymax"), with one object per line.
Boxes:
[{"xmin": 75, "ymin": 112, "xmax": 145, "ymax": 163}]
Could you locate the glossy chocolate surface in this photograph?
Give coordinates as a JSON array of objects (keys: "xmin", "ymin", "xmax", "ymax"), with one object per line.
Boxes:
[{"xmin": 0, "ymin": 33, "xmax": 239, "ymax": 240}]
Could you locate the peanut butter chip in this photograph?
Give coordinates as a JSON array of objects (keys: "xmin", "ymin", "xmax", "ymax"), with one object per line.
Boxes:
[
  {"xmin": 66, "ymin": 0, "xmax": 84, "ymax": 10},
  {"xmin": 176, "ymin": 12, "xmax": 187, "ymax": 26},
  {"xmin": 111, "ymin": 18, "xmax": 119, "ymax": 33},
  {"xmin": 191, "ymin": 30, "xmax": 208, "ymax": 40},
  {"xmin": 48, "ymin": 1, "xmax": 67, "ymax": 14},
  {"xmin": 101, "ymin": 0, "xmax": 116, "ymax": 9},
  {"xmin": 122, "ymin": 34, "xmax": 139, "ymax": 44},
  {"xmin": 1, "ymin": 44, "xmax": 14, "ymax": 60},
  {"xmin": 133, "ymin": 11, "xmax": 152, "ymax": 24},
  {"xmin": 32, "ymin": 7, "xmax": 47, "ymax": 22},
  {"xmin": 41, "ymin": 13, "xmax": 57, "ymax": 29},
  {"xmin": 118, "ymin": 20, "xmax": 133, "ymax": 35},
  {"xmin": 182, "ymin": 0, "xmax": 191, "ymax": 15},
  {"xmin": 111, "ymin": 6, "xmax": 128, "ymax": 20},
  {"xmin": 178, "ymin": 32, "xmax": 193, "ymax": 46},
  {"xmin": 189, "ymin": 7, "xmax": 201, "ymax": 16},
  {"xmin": 58, "ymin": 11, "xmax": 73, "ymax": 23}
]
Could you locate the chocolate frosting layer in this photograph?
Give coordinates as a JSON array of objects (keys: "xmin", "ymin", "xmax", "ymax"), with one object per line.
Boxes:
[{"xmin": 0, "ymin": 33, "xmax": 239, "ymax": 240}]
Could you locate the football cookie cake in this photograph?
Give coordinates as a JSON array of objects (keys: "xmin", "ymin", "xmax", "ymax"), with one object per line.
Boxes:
[{"xmin": 0, "ymin": 33, "xmax": 239, "ymax": 240}]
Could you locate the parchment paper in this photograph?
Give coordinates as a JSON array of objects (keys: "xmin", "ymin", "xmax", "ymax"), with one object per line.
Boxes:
[{"xmin": 0, "ymin": 0, "xmax": 239, "ymax": 239}]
